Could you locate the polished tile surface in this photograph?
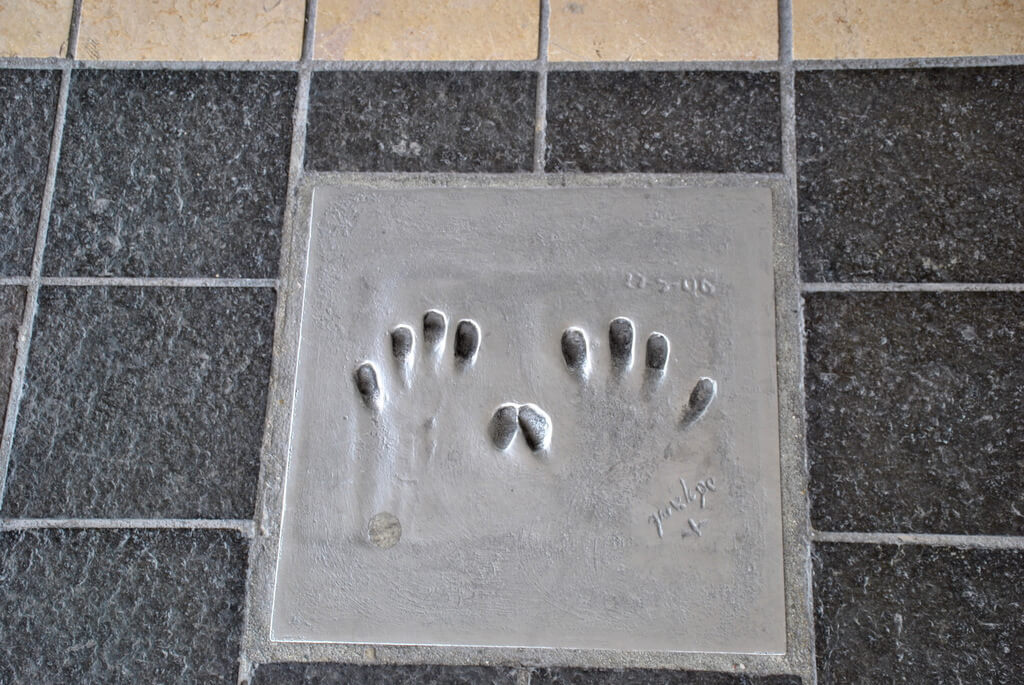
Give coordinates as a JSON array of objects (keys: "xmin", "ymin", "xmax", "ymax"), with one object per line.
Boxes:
[
  {"xmin": 47, "ymin": 70, "xmax": 294, "ymax": 278},
  {"xmin": 0, "ymin": 0, "xmax": 74, "ymax": 58},
  {"xmin": 315, "ymin": 0, "xmax": 539, "ymax": 61},
  {"xmin": 797, "ymin": 67, "xmax": 1024, "ymax": 283},
  {"xmin": 546, "ymin": 71, "xmax": 780, "ymax": 172},
  {"xmin": 814, "ymin": 543, "xmax": 1024, "ymax": 682},
  {"xmin": 805, "ymin": 292, "xmax": 1024, "ymax": 535},
  {"xmin": 77, "ymin": 0, "xmax": 305, "ymax": 61},
  {"xmin": 306, "ymin": 71, "xmax": 535, "ymax": 172},
  {"xmin": 0, "ymin": 529, "xmax": 247, "ymax": 683},
  {"xmin": 0, "ymin": 70, "xmax": 59, "ymax": 276},
  {"xmin": 5, "ymin": 287, "xmax": 275, "ymax": 518},
  {"xmin": 794, "ymin": 0, "xmax": 1024, "ymax": 59},
  {"xmin": 549, "ymin": 0, "xmax": 778, "ymax": 62}
]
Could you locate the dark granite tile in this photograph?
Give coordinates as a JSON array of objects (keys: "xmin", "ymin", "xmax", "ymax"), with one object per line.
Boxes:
[
  {"xmin": 305, "ymin": 71, "xmax": 535, "ymax": 172},
  {"xmin": 531, "ymin": 669, "xmax": 801, "ymax": 684},
  {"xmin": 0, "ymin": 528, "xmax": 246, "ymax": 683},
  {"xmin": 805, "ymin": 292, "xmax": 1024, "ymax": 535},
  {"xmin": 46, "ymin": 70, "xmax": 295, "ymax": 278},
  {"xmin": 814, "ymin": 542, "xmax": 1024, "ymax": 684},
  {"xmin": 0, "ymin": 286, "xmax": 26, "ymax": 428},
  {"xmin": 545, "ymin": 71, "xmax": 781, "ymax": 173},
  {"xmin": 797, "ymin": 67, "xmax": 1024, "ymax": 282},
  {"xmin": 4, "ymin": 286, "xmax": 275, "ymax": 518},
  {"xmin": 0, "ymin": 70, "xmax": 59, "ymax": 276},
  {"xmin": 252, "ymin": 663, "xmax": 519, "ymax": 684}
]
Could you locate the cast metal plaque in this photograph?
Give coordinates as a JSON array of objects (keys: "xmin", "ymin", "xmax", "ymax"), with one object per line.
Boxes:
[{"xmin": 272, "ymin": 185, "xmax": 785, "ymax": 653}]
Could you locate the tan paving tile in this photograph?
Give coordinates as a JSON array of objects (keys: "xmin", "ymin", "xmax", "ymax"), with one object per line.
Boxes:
[
  {"xmin": 76, "ymin": 0, "xmax": 305, "ymax": 61},
  {"xmin": 315, "ymin": 0, "xmax": 539, "ymax": 61},
  {"xmin": 794, "ymin": 0, "xmax": 1024, "ymax": 60},
  {"xmin": 0, "ymin": 0, "xmax": 74, "ymax": 58},
  {"xmin": 548, "ymin": 0, "xmax": 778, "ymax": 62}
]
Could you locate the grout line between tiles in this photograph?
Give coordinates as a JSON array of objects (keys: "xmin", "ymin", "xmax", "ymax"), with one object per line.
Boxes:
[
  {"xmin": 812, "ymin": 530, "xmax": 1024, "ymax": 550},
  {"xmin": 0, "ymin": 278, "xmax": 32, "ymax": 287},
  {"xmin": 532, "ymin": 0, "xmax": 550, "ymax": 173},
  {"xmin": 0, "ymin": 61, "xmax": 73, "ymax": 513},
  {"xmin": 38, "ymin": 276, "xmax": 278, "ymax": 288},
  {"xmin": 803, "ymin": 282, "xmax": 1024, "ymax": 293},
  {"xmin": 0, "ymin": 517, "xmax": 255, "ymax": 535},
  {"xmin": 795, "ymin": 54, "xmax": 1024, "ymax": 71},
  {"xmin": 65, "ymin": 0, "xmax": 83, "ymax": 61},
  {"xmin": 3, "ymin": 56, "xmax": 1021, "ymax": 76}
]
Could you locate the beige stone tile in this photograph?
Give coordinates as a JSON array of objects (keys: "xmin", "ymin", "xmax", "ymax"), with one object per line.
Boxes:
[
  {"xmin": 794, "ymin": 0, "xmax": 1024, "ymax": 60},
  {"xmin": 315, "ymin": 0, "xmax": 539, "ymax": 60},
  {"xmin": 548, "ymin": 0, "xmax": 777, "ymax": 62},
  {"xmin": 0, "ymin": 0, "xmax": 74, "ymax": 58},
  {"xmin": 77, "ymin": 0, "xmax": 305, "ymax": 61}
]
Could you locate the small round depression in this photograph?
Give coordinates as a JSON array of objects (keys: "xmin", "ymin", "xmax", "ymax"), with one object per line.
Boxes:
[{"xmin": 367, "ymin": 511, "xmax": 402, "ymax": 549}]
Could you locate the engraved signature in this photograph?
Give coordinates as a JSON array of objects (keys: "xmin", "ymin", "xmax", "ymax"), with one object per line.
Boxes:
[
  {"xmin": 648, "ymin": 476, "xmax": 717, "ymax": 540},
  {"xmin": 625, "ymin": 272, "xmax": 716, "ymax": 296}
]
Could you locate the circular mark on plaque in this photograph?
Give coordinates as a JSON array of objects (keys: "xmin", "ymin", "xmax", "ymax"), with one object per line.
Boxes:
[{"xmin": 368, "ymin": 512, "xmax": 401, "ymax": 549}]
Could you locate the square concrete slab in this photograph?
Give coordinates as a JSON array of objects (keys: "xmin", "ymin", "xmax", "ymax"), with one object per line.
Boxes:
[{"xmin": 270, "ymin": 184, "xmax": 786, "ymax": 654}]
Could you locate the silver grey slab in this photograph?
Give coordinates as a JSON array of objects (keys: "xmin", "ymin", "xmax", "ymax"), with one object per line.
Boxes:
[{"xmin": 271, "ymin": 183, "xmax": 786, "ymax": 654}]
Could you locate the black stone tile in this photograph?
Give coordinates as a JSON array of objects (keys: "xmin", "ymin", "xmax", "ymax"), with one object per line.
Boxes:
[
  {"xmin": 0, "ymin": 70, "xmax": 59, "ymax": 276},
  {"xmin": 804, "ymin": 292, "xmax": 1024, "ymax": 535},
  {"xmin": 531, "ymin": 669, "xmax": 801, "ymax": 684},
  {"xmin": 814, "ymin": 542, "xmax": 1024, "ymax": 684},
  {"xmin": 545, "ymin": 71, "xmax": 781, "ymax": 173},
  {"xmin": 252, "ymin": 663, "xmax": 519, "ymax": 684},
  {"xmin": 797, "ymin": 67, "xmax": 1024, "ymax": 282},
  {"xmin": 0, "ymin": 528, "xmax": 246, "ymax": 683},
  {"xmin": 305, "ymin": 71, "xmax": 535, "ymax": 172},
  {"xmin": 0, "ymin": 287, "xmax": 26, "ymax": 428},
  {"xmin": 46, "ymin": 70, "xmax": 295, "ymax": 278},
  {"xmin": 5, "ymin": 286, "xmax": 275, "ymax": 518}
]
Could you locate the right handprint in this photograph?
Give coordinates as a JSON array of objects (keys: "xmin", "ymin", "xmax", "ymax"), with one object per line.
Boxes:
[{"xmin": 487, "ymin": 315, "xmax": 717, "ymax": 455}]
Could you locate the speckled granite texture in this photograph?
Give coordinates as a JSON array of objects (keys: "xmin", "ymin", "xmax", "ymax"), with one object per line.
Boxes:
[
  {"xmin": 5, "ymin": 287, "xmax": 275, "ymax": 518},
  {"xmin": 797, "ymin": 67, "xmax": 1024, "ymax": 283},
  {"xmin": 814, "ymin": 543, "xmax": 1024, "ymax": 683},
  {"xmin": 804, "ymin": 292, "xmax": 1024, "ymax": 535},
  {"xmin": 545, "ymin": 71, "xmax": 781, "ymax": 173},
  {"xmin": 0, "ymin": 528, "xmax": 247, "ymax": 683},
  {"xmin": 0, "ymin": 287, "xmax": 25, "ymax": 427},
  {"xmin": 305, "ymin": 71, "xmax": 536, "ymax": 172},
  {"xmin": 253, "ymin": 663, "xmax": 520, "ymax": 684},
  {"xmin": 530, "ymin": 669, "xmax": 802, "ymax": 684},
  {"xmin": 46, "ymin": 70, "xmax": 295, "ymax": 278},
  {"xmin": 0, "ymin": 69, "xmax": 59, "ymax": 276}
]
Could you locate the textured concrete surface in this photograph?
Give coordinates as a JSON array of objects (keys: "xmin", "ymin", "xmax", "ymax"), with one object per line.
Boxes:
[
  {"xmin": 76, "ymin": 0, "xmax": 305, "ymax": 61},
  {"xmin": 549, "ymin": 0, "xmax": 778, "ymax": 62},
  {"xmin": 804, "ymin": 292, "xmax": 1024, "ymax": 535},
  {"xmin": 794, "ymin": 0, "xmax": 1024, "ymax": 59},
  {"xmin": 546, "ymin": 72, "xmax": 781, "ymax": 173},
  {"xmin": 47, "ymin": 69, "xmax": 294, "ymax": 278},
  {"xmin": 797, "ymin": 67, "xmax": 1024, "ymax": 283},
  {"xmin": 306, "ymin": 71, "xmax": 536, "ymax": 173},
  {"xmin": 0, "ymin": 69, "xmax": 59, "ymax": 276},
  {"xmin": 315, "ymin": 0, "xmax": 539, "ymax": 61},
  {"xmin": 0, "ymin": 528, "xmax": 247, "ymax": 684},
  {"xmin": 814, "ymin": 543, "xmax": 1024, "ymax": 683},
  {"xmin": 5, "ymin": 287, "xmax": 275, "ymax": 518}
]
